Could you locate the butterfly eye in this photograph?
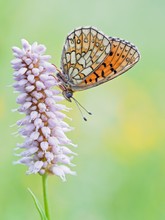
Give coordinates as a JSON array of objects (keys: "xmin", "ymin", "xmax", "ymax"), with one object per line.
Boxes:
[
  {"xmin": 62, "ymin": 90, "xmax": 73, "ymax": 102},
  {"xmin": 66, "ymin": 91, "xmax": 72, "ymax": 98}
]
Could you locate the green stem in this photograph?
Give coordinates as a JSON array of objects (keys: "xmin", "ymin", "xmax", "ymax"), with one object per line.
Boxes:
[{"xmin": 42, "ymin": 174, "xmax": 50, "ymax": 220}]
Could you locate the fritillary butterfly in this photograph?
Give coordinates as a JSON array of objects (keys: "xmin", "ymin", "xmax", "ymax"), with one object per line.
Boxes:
[{"xmin": 56, "ymin": 26, "xmax": 140, "ymax": 101}]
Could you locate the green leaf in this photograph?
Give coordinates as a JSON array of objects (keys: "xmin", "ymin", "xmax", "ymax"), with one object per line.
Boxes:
[{"xmin": 28, "ymin": 188, "xmax": 48, "ymax": 220}]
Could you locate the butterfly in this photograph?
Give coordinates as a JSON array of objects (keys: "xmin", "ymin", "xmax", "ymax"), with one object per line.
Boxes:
[{"xmin": 56, "ymin": 26, "xmax": 140, "ymax": 102}]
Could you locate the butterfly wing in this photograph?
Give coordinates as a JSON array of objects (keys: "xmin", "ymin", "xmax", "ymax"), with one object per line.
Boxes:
[
  {"xmin": 72, "ymin": 37, "xmax": 140, "ymax": 90},
  {"xmin": 60, "ymin": 27, "xmax": 111, "ymax": 84}
]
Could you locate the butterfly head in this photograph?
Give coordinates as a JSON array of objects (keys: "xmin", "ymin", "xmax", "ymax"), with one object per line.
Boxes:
[
  {"xmin": 62, "ymin": 89, "xmax": 73, "ymax": 102},
  {"xmin": 56, "ymin": 72, "xmax": 73, "ymax": 102}
]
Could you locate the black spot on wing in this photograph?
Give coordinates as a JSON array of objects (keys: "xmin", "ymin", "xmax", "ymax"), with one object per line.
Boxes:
[
  {"xmin": 101, "ymin": 70, "xmax": 105, "ymax": 78},
  {"xmin": 102, "ymin": 62, "xmax": 106, "ymax": 67}
]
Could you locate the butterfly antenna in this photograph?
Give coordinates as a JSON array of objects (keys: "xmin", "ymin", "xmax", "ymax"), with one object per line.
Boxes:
[{"xmin": 71, "ymin": 97, "xmax": 92, "ymax": 121}]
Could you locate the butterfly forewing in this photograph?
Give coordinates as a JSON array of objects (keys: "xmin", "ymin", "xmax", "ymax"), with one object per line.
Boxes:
[{"xmin": 61, "ymin": 27, "xmax": 111, "ymax": 85}]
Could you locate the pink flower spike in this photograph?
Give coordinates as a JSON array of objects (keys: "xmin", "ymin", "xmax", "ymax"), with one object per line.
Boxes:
[{"xmin": 12, "ymin": 39, "xmax": 77, "ymax": 180}]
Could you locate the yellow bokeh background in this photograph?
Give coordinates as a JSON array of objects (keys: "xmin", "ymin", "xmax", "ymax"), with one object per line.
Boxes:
[{"xmin": 0, "ymin": 0, "xmax": 165, "ymax": 219}]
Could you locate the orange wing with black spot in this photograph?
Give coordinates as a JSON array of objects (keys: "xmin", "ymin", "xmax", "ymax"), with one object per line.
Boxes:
[{"xmin": 72, "ymin": 37, "xmax": 140, "ymax": 90}]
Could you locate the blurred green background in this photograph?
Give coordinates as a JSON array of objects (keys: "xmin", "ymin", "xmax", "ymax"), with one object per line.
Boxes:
[{"xmin": 1, "ymin": 0, "xmax": 165, "ymax": 219}]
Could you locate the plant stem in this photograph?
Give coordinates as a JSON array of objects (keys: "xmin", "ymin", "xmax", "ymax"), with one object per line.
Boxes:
[{"xmin": 42, "ymin": 174, "xmax": 50, "ymax": 220}]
